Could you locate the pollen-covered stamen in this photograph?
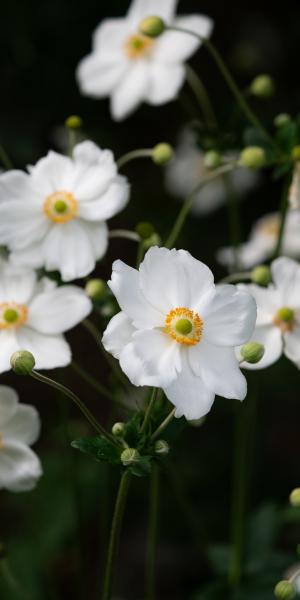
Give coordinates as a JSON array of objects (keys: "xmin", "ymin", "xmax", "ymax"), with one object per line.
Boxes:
[
  {"xmin": 44, "ymin": 191, "xmax": 78, "ymax": 224},
  {"xmin": 165, "ymin": 307, "xmax": 203, "ymax": 346},
  {"xmin": 273, "ymin": 306, "xmax": 296, "ymax": 332},
  {"xmin": 124, "ymin": 34, "xmax": 154, "ymax": 59},
  {"xmin": 0, "ymin": 302, "xmax": 28, "ymax": 330}
]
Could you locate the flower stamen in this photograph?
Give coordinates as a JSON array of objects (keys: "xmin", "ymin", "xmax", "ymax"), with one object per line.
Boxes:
[
  {"xmin": 124, "ymin": 34, "xmax": 154, "ymax": 59},
  {"xmin": 165, "ymin": 307, "xmax": 203, "ymax": 345},
  {"xmin": 44, "ymin": 191, "xmax": 78, "ymax": 224},
  {"xmin": 0, "ymin": 302, "xmax": 28, "ymax": 330},
  {"xmin": 273, "ymin": 306, "xmax": 296, "ymax": 332}
]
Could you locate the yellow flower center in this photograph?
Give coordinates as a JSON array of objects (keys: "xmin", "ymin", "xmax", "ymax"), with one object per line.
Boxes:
[
  {"xmin": 0, "ymin": 302, "xmax": 28, "ymax": 330},
  {"xmin": 165, "ymin": 307, "xmax": 203, "ymax": 346},
  {"xmin": 43, "ymin": 191, "xmax": 78, "ymax": 224},
  {"xmin": 124, "ymin": 34, "xmax": 154, "ymax": 59},
  {"xmin": 273, "ymin": 306, "xmax": 296, "ymax": 332}
]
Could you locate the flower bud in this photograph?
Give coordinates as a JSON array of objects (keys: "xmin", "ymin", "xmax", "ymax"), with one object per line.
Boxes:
[
  {"xmin": 251, "ymin": 265, "xmax": 272, "ymax": 286},
  {"xmin": 10, "ymin": 350, "xmax": 35, "ymax": 375},
  {"xmin": 204, "ymin": 150, "xmax": 222, "ymax": 170},
  {"xmin": 135, "ymin": 221, "xmax": 155, "ymax": 240},
  {"xmin": 85, "ymin": 278, "xmax": 107, "ymax": 301},
  {"xmin": 121, "ymin": 448, "xmax": 140, "ymax": 467},
  {"xmin": 240, "ymin": 146, "xmax": 266, "ymax": 169},
  {"xmin": 250, "ymin": 74, "xmax": 275, "ymax": 98},
  {"xmin": 274, "ymin": 580, "xmax": 295, "ymax": 600},
  {"xmin": 240, "ymin": 342, "xmax": 265, "ymax": 364},
  {"xmin": 152, "ymin": 143, "xmax": 174, "ymax": 165},
  {"xmin": 154, "ymin": 440, "xmax": 170, "ymax": 455},
  {"xmin": 292, "ymin": 146, "xmax": 300, "ymax": 161},
  {"xmin": 274, "ymin": 113, "xmax": 291, "ymax": 128},
  {"xmin": 143, "ymin": 233, "xmax": 161, "ymax": 250},
  {"xmin": 65, "ymin": 115, "xmax": 82, "ymax": 129},
  {"xmin": 139, "ymin": 16, "xmax": 165, "ymax": 38},
  {"xmin": 290, "ymin": 488, "xmax": 300, "ymax": 508},
  {"xmin": 112, "ymin": 422, "xmax": 125, "ymax": 437}
]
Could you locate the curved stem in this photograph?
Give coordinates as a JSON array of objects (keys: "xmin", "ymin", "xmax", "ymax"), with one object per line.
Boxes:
[
  {"xmin": 151, "ymin": 408, "xmax": 176, "ymax": 441},
  {"xmin": 141, "ymin": 389, "xmax": 158, "ymax": 434},
  {"xmin": 71, "ymin": 361, "xmax": 115, "ymax": 401},
  {"xmin": 109, "ymin": 229, "xmax": 140, "ymax": 243},
  {"xmin": 117, "ymin": 149, "xmax": 153, "ymax": 170},
  {"xmin": 220, "ymin": 271, "xmax": 252, "ymax": 284},
  {"xmin": 165, "ymin": 163, "xmax": 235, "ymax": 249},
  {"xmin": 0, "ymin": 146, "xmax": 13, "ymax": 170},
  {"xmin": 101, "ymin": 470, "xmax": 131, "ymax": 600},
  {"xmin": 273, "ymin": 171, "xmax": 293, "ymax": 258},
  {"xmin": 146, "ymin": 465, "xmax": 160, "ymax": 600},
  {"xmin": 185, "ymin": 64, "xmax": 217, "ymax": 128}
]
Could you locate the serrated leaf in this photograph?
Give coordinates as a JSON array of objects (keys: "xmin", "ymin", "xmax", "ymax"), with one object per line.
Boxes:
[{"xmin": 71, "ymin": 435, "xmax": 121, "ymax": 465}]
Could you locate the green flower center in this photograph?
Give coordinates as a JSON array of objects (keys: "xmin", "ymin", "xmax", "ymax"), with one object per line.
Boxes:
[
  {"xmin": 276, "ymin": 307, "xmax": 295, "ymax": 323},
  {"xmin": 175, "ymin": 318, "xmax": 193, "ymax": 336},
  {"xmin": 3, "ymin": 308, "xmax": 19, "ymax": 323},
  {"xmin": 54, "ymin": 199, "xmax": 68, "ymax": 214}
]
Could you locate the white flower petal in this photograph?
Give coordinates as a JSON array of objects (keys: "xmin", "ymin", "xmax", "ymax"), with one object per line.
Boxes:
[
  {"xmin": 0, "ymin": 267, "xmax": 37, "ymax": 304},
  {"xmin": 153, "ymin": 15, "xmax": 213, "ymax": 63},
  {"xmin": 76, "ymin": 53, "xmax": 128, "ymax": 98},
  {"xmin": 28, "ymin": 151, "xmax": 73, "ymax": 195},
  {"xmin": 71, "ymin": 141, "xmax": 119, "ymax": 200},
  {"xmin": 147, "ymin": 63, "xmax": 185, "ymax": 104},
  {"xmin": 284, "ymin": 326, "xmax": 300, "ymax": 367},
  {"xmin": 238, "ymin": 283, "xmax": 280, "ymax": 326},
  {"xmin": 102, "ymin": 311, "xmax": 135, "ymax": 359},
  {"xmin": 176, "ymin": 249, "xmax": 215, "ymax": 312},
  {"xmin": 10, "ymin": 242, "xmax": 47, "ymax": 270},
  {"xmin": 0, "ymin": 440, "xmax": 42, "ymax": 492},
  {"xmin": 0, "ymin": 202, "xmax": 49, "ymax": 250},
  {"xmin": 78, "ymin": 175, "xmax": 129, "ymax": 220},
  {"xmin": 271, "ymin": 257, "xmax": 300, "ymax": 308},
  {"xmin": 43, "ymin": 221, "xmax": 97, "ymax": 282},
  {"xmin": 4, "ymin": 404, "xmax": 41, "ymax": 446},
  {"xmin": 92, "ymin": 18, "xmax": 131, "ymax": 57},
  {"xmin": 79, "ymin": 220, "xmax": 108, "ymax": 261},
  {"xmin": 127, "ymin": 0, "xmax": 178, "ymax": 26},
  {"xmin": 0, "ymin": 330, "xmax": 20, "ymax": 374},
  {"xmin": 239, "ymin": 325, "xmax": 283, "ymax": 370},
  {"xmin": 16, "ymin": 327, "xmax": 71, "ymax": 370},
  {"xmin": 204, "ymin": 284, "xmax": 257, "ymax": 346},
  {"xmin": 0, "ymin": 170, "xmax": 40, "ymax": 203},
  {"xmin": 139, "ymin": 247, "xmax": 190, "ymax": 312},
  {"xmin": 28, "ymin": 285, "xmax": 92, "ymax": 334},
  {"xmin": 0, "ymin": 386, "xmax": 18, "ymax": 428},
  {"xmin": 111, "ymin": 62, "xmax": 149, "ymax": 121}
]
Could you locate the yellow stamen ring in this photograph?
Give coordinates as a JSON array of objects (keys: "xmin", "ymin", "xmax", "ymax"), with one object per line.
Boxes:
[
  {"xmin": 0, "ymin": 303, "xmax": 28, "ymax": 330},
  {"xmin": 43, "ymin": 191, "xmax": 78, "ymax": 224},
  {"xmin": 124, "ymin": 34, "xmax": 154, "ymax": 59},
  {"xmin": 165, "ymin": 307, "xmax": 203, "ymax": 346}
]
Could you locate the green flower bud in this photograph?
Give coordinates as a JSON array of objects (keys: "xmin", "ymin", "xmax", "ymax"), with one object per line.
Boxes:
[
  {"xmin": 274, "ymin": 113, "xmax": 291, "ymax": 128},
  {"xmin": 240, "ymin": 146, "xmax": 266, "ymax": 169},
  {"xmin": 85, "ymin": 278, "xmax": 107, "ymax": 301},
  {"xmin": 121, "ymin": 448, "xmax": 140, "ymax": 467},
  {"xmin": 152, "ymin": 143, "xmax": 174, "ymax": 166},
  {"xmin": 250, "ymin": 74, "xmax": 275, "ymax": 98},
  {"xmin": 251, "ymin": 265, "xmax": 272, "ymax": 286},
  {"xmin": 274, "ymin": 580, "xmax": 295, "ymax": 600},
  {"xmin": 290, "ymin": 488, "xmax": 300, "ymax": 508},
  {"xmin": 204, "ymin": 150, "xmax": 222, "ymax": 170},
  {"xmin": 139, "ymin": 16, "xmax": 165, "ymax": 38},
  {"xmin": 292, "ymin": 146, "xmax": 300, "ymax": 161},
  {"xmin": 65, "ymin": 115, "xmax": 82, "ymax": 129},
  {"xmin": 143, "ymin": 233, "xmax": 161, "ymax": 250},
  {"xmin": 135, "ymin": 221, "xmax": 155, "ymax": 240},
  {"xmin": 240, "ymin": 342, "xmax": 265, "ymax": 364},
  {"xmin": 112, "ymin": 422, "xmax": 125, "ymax": 437},
  {"xmin": 10, "ymin": 350, "xmax": 35, "ymax": 375},
  {"xmin": 154, "ymin": 440, "xmax": 170, "ymax": 455}
]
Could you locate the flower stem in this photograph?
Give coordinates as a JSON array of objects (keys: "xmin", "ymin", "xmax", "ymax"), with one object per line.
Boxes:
[
  {"xmin": 146, "ymin": 464, "xmax": 160, "ymax": 600},
  {"xmin": 117, "ymin": 149, "xmax": 153, "ymax": 170},
  {"xmin": 151, "ymin": 408, "xmax": 176, "ymax": 441},
  {"xmin": 71, "ymin": 361, "xmax": 115, "ymax": 401},
  {"xmin": 109, "ymin": 229, "xmax": 140, "ymax": 243},
  {"xmin": 165, "ymin": 163, "xmax": 235, "ymax": 249},
  {"xmin": 101, "ymin": 470, "xmax": 131, "ymax": 600},
  {"xmin": 141, "ymin": 388, "xmax": 158, "ymax": 434},
  {"xmin": 0, "ymin": 146, "xmax": 13, "ymax": 170},
  {"xmin": 220, "ymin": 271, "xmax": 252, "ymax": 284},
  {"xmin": 185, "ymin": 64, "xmax": 217, "ymax": 128},
  {"xmin": 273, "ymin": 171, "xmax": 293, "ymax": 258}
]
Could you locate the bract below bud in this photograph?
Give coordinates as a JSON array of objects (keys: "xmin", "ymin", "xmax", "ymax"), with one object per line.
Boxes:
[{"xmin": 121, "ymin": 448, "xmax": 140, "ymax": 467}]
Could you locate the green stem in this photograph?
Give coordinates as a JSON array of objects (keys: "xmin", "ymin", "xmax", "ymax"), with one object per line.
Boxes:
[
  {"xmin": 0, "ymin": 146, "xmax": 13, "ymax": 170},
  {"xmin": 151, "ymin": 408, "xmax": 176, "ymax": 441},
  {"xmin": 185, "ymin": 64, "xmax": 217, "ymax": 128},
  {"xmin": 68, "ymin": 129, "xmax": 77, "ymax": 156},
  {"xmin": 101, "ymin": 470, "xmax": 131, "ymax": 600},
  {"xmin": 220, "ymin": 271, "xmax": 252, "ymax": 284},
  {"xmin": 117, "ymin": 149, "xmax": 153, "ymax": 170},
  {"xmin": 71, "ymin": 361, "xmax": 115, "ymax": 402},
  {"xmin": 146, "ymin": 465, "xmax": 160, "ymax": 600},
  {"xmin": 141, "ymin": 389, "xmax": 158, "ymax": 434},
  {"xmin": 165, "ymin": 163, "xmax": 235, "ymax": 249},
  {"xmin": 273, "ymin": 172, "xmax": 293, "ymax": 258},
  {"xmin": 109, "ymin": 229, "xmax": 140, "ymax": 243}
]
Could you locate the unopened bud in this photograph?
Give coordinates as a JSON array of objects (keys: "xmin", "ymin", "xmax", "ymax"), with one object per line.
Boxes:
[
  {"xmin": 10, "ymin": 350, "xmax": 35, "ymax": 375},
  {"xmin": 204, "ymin": 150, "xmax": 222, "ymax": 169},
  {"xmin": 85, "ymin": 279, "xmax": 107, "ymax": 301},
  {"xmin": 240, "ymin": 342, "xmax": 265, "ymax": 364},
  {"xmin": 112, "ymin": 422, "xmax": 125, "ymax": 437},
  {"xmin": 240, "ymin": 146, "xmax": 266, "ymax": 169},
  {"xmin": 65, "ymin": 115, "xmax": 82, "ymax": 129},
  {"xmin": 251, "ymin": 265, "xmax": 272, "ymax": 286},
  {"xmin": 152, "ymin": 143, "xmax": 174, "ymax": 165},
  {"xmin": 250, "ymin": 74, "xmax": 275, "ymax": 98},
  {"xmin": 154, "ymin": 440, "xmax": 170, "ymax": 455},
  {"xmin": 274, "ymin": 113, "xmax": 291, "ymax": 128},
  {"xmin": 290, "ymin": 488, "xmax": 300, "ymax": 508},
  {"xmin": 292, "ymin": 146, "xmax": 300, "ymax": 161},
  {"xmin": 274, "ymin": 580, "xmax": 295, "ymax": 600},
  {"xmin": 121, "ymin": 448, "xmax": 140, "ymax": 467},
  {"xmin": 135, "ymin": 222, "xmax": 155, "ymax": 240},
  {"xmin": 139, "ymin": 16, "xmax": 165, "ymax": 38},
  {"xmin": 143, "ymin": 233, "xmax": 161, "ymax": 250}
]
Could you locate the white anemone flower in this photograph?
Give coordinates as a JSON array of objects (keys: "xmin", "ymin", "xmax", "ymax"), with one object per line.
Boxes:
[
  {"xmin": 0, "ymin": 386, "xmax": 42, "ymax": 492},
  {"xmin": 102, "ymin": 247, "xmax": 256, "ymax": 420},
  {"xmin": 76, "ymin": 0, "xmax": 213, "ymax": 121},
  {"xmin": 0, "ymin": 259, "xmax": 92, "ymax": 373},
  {"xmin": 166, "ymin": 129, "xmax": 258, "ymax": 215},
  {"xmin": 218, "ymin": 210, "xmax": 300, "ymax": 270},
  {"xmin": 0, "ymin": 141, "xmax": 129, "ymax": 282},
  {"xmin": 237, "ymin": 257, "xmax": 300, "ymax": 370}
]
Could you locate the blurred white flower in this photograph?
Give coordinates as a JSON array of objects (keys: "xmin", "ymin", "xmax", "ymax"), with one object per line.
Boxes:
[
  {"xmin": 0, "ymin": 141, "xmax": 129, "ymax": 282},
  {"xmin": 102, "ymin": 247, "xmax": 256, "ymax": 420},
  {"xmin": 165, "ymin": 128, "xmax": 258, "ymax": 215},
  {"xmin": 289, "ymin": 162, "xmax": 300, "ymax": 210},
  {"xmin": 0, "ymin": 259, "xmax": 91, "ymax": 373},
  {"xmin": 218, "ymin": 210, "xmax": 300, "ymax": 270},
  {"xmin": 0, "ymin": 385, "xmax": 42, "ymax": 492},
  {"xmin": 76, "ymin": 0, "xmax": 213, "ymax": 121},
  {"xmin": 237, "ymin": 257, "xmax": 300, "ymax": 370}
]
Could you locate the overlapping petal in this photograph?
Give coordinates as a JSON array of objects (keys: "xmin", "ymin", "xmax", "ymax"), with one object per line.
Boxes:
[
  {"xmin": 28, "ymin": 285, "xmax": 92, "ymax": 334},
  {"xmin": 204, "ymin": 284, "xmax": 257, "ymax": 346}
]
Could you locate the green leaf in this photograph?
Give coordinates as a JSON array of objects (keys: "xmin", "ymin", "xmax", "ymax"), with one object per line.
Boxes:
[
  {"xmin": 275, "ymin": 120, "xmax": 299, "ymax": 153},
  {"xmin": 123, "ymin": 412, "xmax": 144, "ymax": 447},
  {"xmin": 71, "ymin": 435, "xmax": 121, "ymax": 465}
]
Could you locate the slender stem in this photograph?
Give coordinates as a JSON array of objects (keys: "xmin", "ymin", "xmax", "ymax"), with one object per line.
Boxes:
[
  {"xmin": 68, "ymin": 129, "xmax": 77, "ymax": 156},
  {"xmin": 117, "ymin": 149, "xmax": 153, "ymax": 170},
  {"xmin": 165, "ymin": 163, "xmax": 235, "ymax": 249},
  {"xmin": 141, "ymin": 389, "xmax": 158, "ymax": 434},
  {"xmin": 0, "ymin": 146, "xmax": 13, "ymax": 170},
  {"xmin": 273, "ymin": 171, "xmax": 293, "ymax": 258},
  {"xmin": 185, "ymin": 64, "xmax": 217, "ymax": 128},
  {"xmin": 224, "ymin": 174, "xmax": 241, "ymax": 271},
  {"xmin": 146, "ymin": 465, "xmax": 160, "ymax": 600},
  {"xmin": 101, "ymin": 470, "xmax": 132, "ymax": 600},
  {"xmin": 109, "ymin": 229, "xmax": 140, "ymax": 243},
  {"xmin": 71, "ymin": 361, "xmax": 115, "ymax": 401},
  {"xmin": 151, "ymin": 408, "xmax": 176, "ymax": 441},
  {"xmin": 220, "ymin": 271, "xmax": 252, "ymax": 284}
]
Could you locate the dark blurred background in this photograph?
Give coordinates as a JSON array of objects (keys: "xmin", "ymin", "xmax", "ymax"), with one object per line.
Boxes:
[{"xmin": 1, "ymin": 1, "xmax": 300, "ymax": 599}]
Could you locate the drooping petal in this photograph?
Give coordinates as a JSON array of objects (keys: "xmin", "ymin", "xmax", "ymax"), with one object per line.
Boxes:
[
  {"xmin": 284, "ymin": 326, "xmax": 300, "ymax": 367},
  {"xmin": 0, "ymin": 441, "xmax": 42, "ymax": 492},
  {"xmin": 4, "ymin": 404, "xmax": 41, "ymax": 446},
  {"xmin": 78, "ymin": 175, "xmax": 129, "ymax": 220},
  {"xmin": 102, "ymin": 311, "xmax": 136, "ymax": 359},
  {"xmin": 0, "ymin": 385, "xmax": 18, "ymax": 428},
  {"xmin": 16, "ymin": 327, "xmax": 71, "ymax": 370},
  {"xmin": 76, "ymin": 53, "xmax": 129, "ymax": 97},
  {"xmin": 27, "ymin": 285, "xmax": 92, "ymax": 334},
  {"xmin": 238, "ymin": 324, "xmax": 283, "ymax": 370},
  {"xmin": 147, "ymin": 63, "xmax": 185, "ymax": 105},
  {"xmin": 271, "ymin": 256, "xmax": 300, "ymax": 308},
  {"xmin": 127, "ymin": 0, "xmax": 178, "ymax": 26},
  {"xmin": 111, "ymin": 62, "xmax": 149, "ymax": 121},
  {"xmin": 153, "ymin": 15, "xmax": 213, "ymax": 63},
  {"xmin": 0, "ymin": 330, "xmax": 20, "ymax": 374}
]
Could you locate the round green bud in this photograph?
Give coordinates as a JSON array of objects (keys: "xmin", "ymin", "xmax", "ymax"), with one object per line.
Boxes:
[
  {"xmin": 204, "ymin": 150, "xmax": 222, "ymax": 170},
  {"xmin": 290, "ymin": 488, "xmax": 300, "ymax": 508},
  {"xmin": 251, "ymin": 265, "xmax": 272, "ymax": 286},
  {"xmin": 274, "ymin": 580, "xmax": 295, "ymax": 600},
  {"xmin": 143, "ymin": 233, "xmax": 161, "ymax": 250},
  {"xmin": 250, "ymin": 74, "xmax": 275, "ymax": 98},
  {"xmin": 112, "ymin": 422, "xmax": 125, "ymax": 437},
  {"xmin": 240, "ymin": 342, "xmax": 265, "ymax": 364},
  {"xmin": 85, "ymin": 279, "xmax": 107, "ymax": 301},
  {"xmin": 121, "ymin": 448, "xmax": 140, "ymax": 467},
  {"xmin": 292, "ymin": 145, "xmax": 300, "ymax": 161},
  {"xmin": 274, "ymin": 113, "xmax": 291, "ymax": 128},
  {"xmin": 240, "ymin": 146, "xmax": 266, "ymax": 169},
  {"xmin": 10, "ymin": 350, "xmax": 35, "ymax": 375},
  {"xmin": 135, "ymin": 221, "xmax": 155, "ymax": 240},
  {"xmin": 139, "ymin": 16, "xmax": 165, "ymax": 38},
  {"xmin": 152, "ymin": 143, "xmax": 174, "ymax": 166},
  {"xmin": 65, "ymin": 115, "xmax": 82, "ymax": 129},
  {"xmin": 154, "ymin": 440, "xmax": 170, "ymax": 455},
  {"xmin": 277, "ymin": 307, "xmax": 295, "ymax": 323}
]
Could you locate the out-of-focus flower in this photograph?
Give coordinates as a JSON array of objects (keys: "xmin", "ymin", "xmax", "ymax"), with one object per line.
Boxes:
[
  {"xmin": 0, "ymin": 259, "xmax": 91, "ymax": 373},
  {"xmin": 102, "ymin": 247, "xmax": 256, "ymax": 420},
  {"xmin": 218, "ymin": 211, "xmax": 300, "ymax": 270},
  {"xmin": 289, "ymin": 163, "xmax": 300, "ymax": 210},
  {"xmin": 0, "ymin": 141, "xmax": 129, "ymax": 282},
  {"xmin": 0, "ymin": 385, "xmax": 42, "ymax": 492},
  {"xmin": 76, "ymin": 0, "xmax": 213, "ymax": 121},
  {"xmin": 165, "ymin": 129, "xmax": 258, "ymax": 215},
  {"xmin": 237, "ymin": 257, "xmax": 300, "ymax": 370}
]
